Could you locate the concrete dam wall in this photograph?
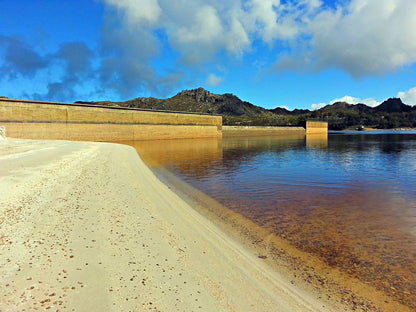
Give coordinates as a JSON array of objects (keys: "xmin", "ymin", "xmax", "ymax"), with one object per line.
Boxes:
[
  {"xmin": 305, "ymin": 121, "xmax": 328, "ymax": 135},
  {"xmin": 222, "ymin": 126, "xmax": 306, "ymax": 137},
  {"xmin": 0, "ymin": 99, "xmax": 222, "ymax": 141},
  {"xmin": 0, "ymin": 99, "xmax": 327, "ymax": 142}
]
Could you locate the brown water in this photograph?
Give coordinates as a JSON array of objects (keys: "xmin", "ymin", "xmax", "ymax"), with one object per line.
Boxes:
[{"xmin": 125, "ymin": 131, "xmax": 416, "ymax": 310}]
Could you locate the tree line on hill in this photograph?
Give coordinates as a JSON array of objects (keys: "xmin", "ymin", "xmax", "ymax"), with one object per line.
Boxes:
[{"xmin": 75, "ymin": 87, "xmax": 416, "ymax": 130}]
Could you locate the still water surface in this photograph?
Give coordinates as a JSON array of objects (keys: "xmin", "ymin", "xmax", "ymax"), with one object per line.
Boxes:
[{"xmin": 130, "ymin": 131, "xmax": 416, "ymax": 308}]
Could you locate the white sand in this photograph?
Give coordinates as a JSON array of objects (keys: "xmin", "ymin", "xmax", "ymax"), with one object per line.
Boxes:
[{"xmin": 0, "ymin": 139, "xmax": 334, "ymax": 311}]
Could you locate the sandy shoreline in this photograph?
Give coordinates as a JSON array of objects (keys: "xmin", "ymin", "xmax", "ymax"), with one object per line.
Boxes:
[{"xmin": 0, "ymin": 138, "xmax": 337, "ymax": 311}]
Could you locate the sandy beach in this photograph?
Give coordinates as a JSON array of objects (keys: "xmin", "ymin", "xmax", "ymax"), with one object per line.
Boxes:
[{"xmin": 0, "ymin": 138, "xmax": 339, "ymax": 311}]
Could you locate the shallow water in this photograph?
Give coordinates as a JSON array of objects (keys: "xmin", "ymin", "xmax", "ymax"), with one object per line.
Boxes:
[{"xmin": 128, "ymin": 131, "xmax": 416, "ymax": 309}]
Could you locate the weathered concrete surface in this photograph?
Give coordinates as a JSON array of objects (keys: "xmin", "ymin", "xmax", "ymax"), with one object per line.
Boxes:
[
  {"xmin": 306, "ymin": 121, "xmax": 328, "ymax": 135},
  {"xmin": 223, "ymin": 126, "xmax": 305, "ymax": 137},
  {"xmin": 0, "ymin": 99, "xmax": 222, "ymax": 141},
  {"xmin": 1, "ymin": 122, "xmax": 222, "ymax": 141}
]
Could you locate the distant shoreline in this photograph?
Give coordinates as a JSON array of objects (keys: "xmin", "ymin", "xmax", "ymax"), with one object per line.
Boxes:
[{"xmin": 331, "ymin": 127, "xmax": 416, "ymax": 132}]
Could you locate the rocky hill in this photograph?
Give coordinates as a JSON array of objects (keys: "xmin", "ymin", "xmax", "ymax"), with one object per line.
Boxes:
[
  {"xmin": 78, "ymin": 88, "xmax": 416, "ymax": 130},
  {"xmin": 373, "ymin": 98, "xmax": 413, "ymax": 113},
  {"xmin": 123, "ymin": 88, "xmax": 272, "ymax": 119},
  {"xmin": 310, "ymin": 98, "xmax": 416, "ymax": 130}
]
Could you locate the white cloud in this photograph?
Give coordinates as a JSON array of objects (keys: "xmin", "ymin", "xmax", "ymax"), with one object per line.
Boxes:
[
  {"xmin": 99, "ymin": 11, "xmax": 162, "ymax": 97},
  {"xmin": 330, "ymin": 96, "xmax": 380, "ymax": 107},
  {"xmin": 169, "ymin": 5, "xmax": 225, "ymax": 65},
  {"xmin": 207, "ymin": 73, "xmax": 223, "ymax": 86},
  {"xmin": 245, "ymin": 0, "xmax": 295, "ymax": 43},
  {"xmin": 4, "ymin": 0, "xmax": 414, "ymax": 102},
  {"xmin": 176, "ymin": 6, "xmax": 223, "ymax": 43},
  {"xmin": 226, "ymin": 16, "xmax": 250, "ymax": 56},
  {"xmin": 101, "ymin": 0, "xmax": 416, "ymax": 89},
  {"xmin": 311, "ymin": 102, "xmax": 326, "ymax": 110},
  {"xmin": 101, "ymin": 0, "xmax": 325, "ymax": 69},
  {"xmin": 397, "ymin": 86, "xmax": 416, "ymax": 105},
  {"xmin": 311, "ymin": 95, "xmax": 381, "ymax": 110},
  {"xmin": 312, "ymin": 89, "xmax": 416, "ymax": 110},
  {"xmin": 274, "ymin": 0, "xmax": 416, "ymax": 77},
  {"xmin": 274, "ymin": 105, "xmax": 290, "ymax": 110},
  {"xmin": 308, "ymin": 0, "xmax": 416, "ymax": 76},
  {"xmin": 12, "ymin": 0, "xmax": 408, "ymax": 101},
  {"xmin": 105, "ymin": 0, "xmax": 161, "ymax": 25},
  {"xmin": 3, "ymin": 0, "xmax": 416, "ymax": 102}
]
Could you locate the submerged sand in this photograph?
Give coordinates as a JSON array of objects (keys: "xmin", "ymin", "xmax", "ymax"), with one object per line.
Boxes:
[{"xmin": 0, "ymin": 138, "xmax": 339, "ymax": 311}]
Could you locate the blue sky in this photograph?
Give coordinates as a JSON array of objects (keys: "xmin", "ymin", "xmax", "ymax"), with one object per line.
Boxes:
[{"xmin": 1, "ymin": 0, "xmax": 415, "ymax": 110}]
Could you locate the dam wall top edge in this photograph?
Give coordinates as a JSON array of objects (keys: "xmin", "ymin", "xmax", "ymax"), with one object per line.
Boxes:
[{"xmin": 0, "ymin": 98, "xmax": 221, "ymax": 117}]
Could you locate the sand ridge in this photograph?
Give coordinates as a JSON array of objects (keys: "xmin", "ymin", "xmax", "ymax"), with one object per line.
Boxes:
[{"xmin": 0, "ymin": 139, "xmax": 333, "ymax": 311}]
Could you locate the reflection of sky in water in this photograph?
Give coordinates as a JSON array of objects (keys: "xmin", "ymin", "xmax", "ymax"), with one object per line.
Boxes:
[
  {"xmin": 327, "ymin": 133, "xmax": 416, "ymax": 197},
  {"xmin": 146, "ymin": 132, "xmax": 416, "ymax": 237},
  {"xmin": 194, "ymin": 133, "xmax": 416, "ymax": 202}
]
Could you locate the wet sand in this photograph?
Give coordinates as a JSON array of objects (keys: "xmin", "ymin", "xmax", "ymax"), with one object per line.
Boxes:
[{"xmin": 1, "ymin": 139, "xmax": 334, "ymax": 312}]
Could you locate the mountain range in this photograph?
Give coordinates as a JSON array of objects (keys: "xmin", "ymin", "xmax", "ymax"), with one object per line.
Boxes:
[{"xmin": 76, "ymin": 88, "xmax": 416, "ymax": 130}]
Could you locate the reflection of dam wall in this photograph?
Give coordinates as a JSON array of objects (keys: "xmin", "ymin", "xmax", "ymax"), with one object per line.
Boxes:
[
  {"xmin": 127, "ymin": 138, "xmax": 223, "ymax": 168},
  {"xmin": 306, "ymin": 134, "xmax": 328, "ymax": 148},
  {"xmin": 0, "ymin": 99, "xmax": 222, "ymax": 141}
]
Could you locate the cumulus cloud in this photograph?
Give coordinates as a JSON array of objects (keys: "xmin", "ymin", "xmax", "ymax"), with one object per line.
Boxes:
[
  {"xmin": 275, "ymin": 105, "xmax": 290, "ymax": 110},
  {"xmin": 311, "ymin": 95, "xmax": 380, "ymax": 110},
  {"xmin": 3, "ymin": 0, "xmax": 416, "ymax": 101},
  {"xmin": 0, "ymin": 35, "xmax": 49, "ymax": 78},
  {"xmin": 96, "ymin": 0, "xmax": 325, "ymax": 96},
  {"xmin": 311, "ymin": 102, "xmax": 326, "ymax": 110},
  {"xmin": 279, "ymin": 0, "xmax": 416, "ymax": 76},
  {"xmin": 397, "ymin": 86, "xmax": 416, "ymax": 105},
  {"xmin": 44, "ymin": 42, "xmax": 95, "ymax": 100},
  {"xmin": 312, "ymin": 90, "xmax": 416, "ymax": 110},
  {"xmin": 98, "ymin": 11, "xmax": 160, "ymax": 97},
  {"xmin": 98, "ymin": 0, "xmax": 250, "ymax": 95},
  {"xmin": 330, "ymin": 95, "xmax": 380, "ymax": 107},
  {"xmin": 101, "ymin": 0, "xmax": 416, "ymax": 97},
  {"xmin": 207, "ymin": 73, "xmax": 223, "ymax": 86},
  {"xmin": 101, "ymin": 0, "xmax": 326, "ymax": 68},
  {"xmin": 0, "ymin": 34, "xmax": 97, "ymax": 101},
  {"xmin": 105, "ymin": 0, "xmax": 161, "ymax": 25},
  {"xmin": 56, "ymin": 42, "xmax": 94, "ymax": 74},
  {"xmin": 169, "ymin": 5, "xmax": 226, "ymax": 65}
]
